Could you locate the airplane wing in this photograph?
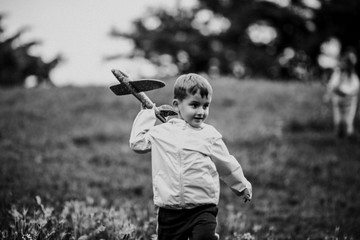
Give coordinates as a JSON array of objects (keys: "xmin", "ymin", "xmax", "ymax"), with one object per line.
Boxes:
[{"xmin": 110, "ymin": 79, "xmax": 165, "ymax": 95}]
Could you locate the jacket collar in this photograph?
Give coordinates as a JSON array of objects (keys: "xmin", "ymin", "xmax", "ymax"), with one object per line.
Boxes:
[{"xmin": 168, "ymin": 118, "xmax": 205, "ymax": 130}]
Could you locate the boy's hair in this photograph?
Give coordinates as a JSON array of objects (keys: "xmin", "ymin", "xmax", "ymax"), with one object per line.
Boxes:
[{"xmin": 174, "ymin": 73, "xmax": 213, "ymax": 101}]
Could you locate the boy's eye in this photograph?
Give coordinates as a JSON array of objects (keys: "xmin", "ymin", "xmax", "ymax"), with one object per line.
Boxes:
[{"xmin": 190, "ymin": 103, "xmax": 199, "ymax": 108}]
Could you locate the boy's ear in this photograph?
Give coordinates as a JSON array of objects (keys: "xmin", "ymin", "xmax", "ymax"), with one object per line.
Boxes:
[{"xmin": 172, "ymin": 99, "xmax": 179, "ymax": 110}]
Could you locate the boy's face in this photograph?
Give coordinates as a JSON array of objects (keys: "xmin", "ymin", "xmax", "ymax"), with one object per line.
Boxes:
[{"xmin": 173, "ymin": 89, "xmax": 211, "ymax": 128}]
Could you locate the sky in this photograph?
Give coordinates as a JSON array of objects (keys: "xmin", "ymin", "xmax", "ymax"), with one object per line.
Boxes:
[{"xmin": 0, "ymin": 0, "xmax": 180, "ymax": 86}]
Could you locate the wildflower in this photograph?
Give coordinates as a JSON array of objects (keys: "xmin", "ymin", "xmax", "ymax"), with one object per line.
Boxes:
[
  {"xmin": 22, "ymin": 233, "xmax": 32, "ymax": 240},
  {"xmin": 252, "ymin": 224, "xmax": 262, "ymax": 233},
  {"xmin": 241, "ymin": 232, "xmax": 255, "ymax": 240}
]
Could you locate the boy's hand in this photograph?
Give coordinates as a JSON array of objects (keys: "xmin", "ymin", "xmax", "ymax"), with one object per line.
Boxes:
[
  {"xmin": 141, "ymin": 103, "xmax": 155, "ymax": 110},
  {"xmin": 243, "ymin": 188, "xmax": 251, "ymax": 203}
]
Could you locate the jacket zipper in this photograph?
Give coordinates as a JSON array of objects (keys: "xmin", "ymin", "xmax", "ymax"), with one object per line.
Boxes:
[{"xmin": 179, "ymin": 150, "xmax": 185, "ymax": 206}]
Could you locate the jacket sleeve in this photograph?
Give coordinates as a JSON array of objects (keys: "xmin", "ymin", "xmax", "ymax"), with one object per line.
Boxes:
[
  {"xmin": 209, "ymin": 137, "xmax": 252, "ymax": 198},
  {"xmin": 129, "ymin": 109, "xmax": 156, "ymax": 153}
]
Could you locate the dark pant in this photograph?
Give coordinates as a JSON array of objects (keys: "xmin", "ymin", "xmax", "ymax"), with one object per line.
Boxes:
[{"xmin": 157, "ymin": 204, "xmax": 218, "ymax": 240}]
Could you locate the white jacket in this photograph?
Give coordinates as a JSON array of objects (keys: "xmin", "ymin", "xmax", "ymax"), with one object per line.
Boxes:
[
  {"xmin": 327, "ymin": 68, "xmax": 359, "ymax": 97},
  {"xmin": 130, "ymin": 109, "xmax": 252, "ymax": 209}
]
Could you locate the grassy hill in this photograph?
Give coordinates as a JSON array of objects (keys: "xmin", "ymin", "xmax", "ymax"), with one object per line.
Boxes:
[{"xmin": 1, "ymin": 77, "xmax": 359, "ymax": 239}]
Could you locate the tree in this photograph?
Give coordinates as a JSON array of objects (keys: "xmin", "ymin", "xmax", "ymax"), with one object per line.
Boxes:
[
  {"xmin": 0, "ymin": 15, "xmax": 62, "ymax": 87},
  {"xmin": 313, "ymin": 0, "xmax": 360, "ymax": 74}
]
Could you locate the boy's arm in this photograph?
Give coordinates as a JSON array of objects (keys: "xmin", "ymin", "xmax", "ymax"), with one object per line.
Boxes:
[
  {"xmin": 210, "ymin": 138, "xmax": 252, "ymax": 200},
  {"xmin": 129, "ymin": 109, "xmax": 156, "ymax": 153}
]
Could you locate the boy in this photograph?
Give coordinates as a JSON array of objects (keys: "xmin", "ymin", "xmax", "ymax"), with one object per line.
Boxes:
[{"xmin": 130, "ymin": 73, "xmax": 252, "ymax": 240}]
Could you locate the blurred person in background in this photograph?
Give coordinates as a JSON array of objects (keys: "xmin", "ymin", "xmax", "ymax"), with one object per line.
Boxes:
[{"xmin": 324, "ymin": 48, "xmax": 359, "ymax": 138}]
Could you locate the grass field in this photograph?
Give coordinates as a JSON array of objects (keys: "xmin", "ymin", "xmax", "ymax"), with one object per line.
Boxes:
[{"xmin": 1, "ymin": 77, "xmax": 359, "ymax": 239}]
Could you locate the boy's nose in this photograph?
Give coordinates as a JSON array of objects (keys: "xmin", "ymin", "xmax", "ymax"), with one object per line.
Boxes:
[{"xmin": 197, "ymin": 108, "xmax": 205, "ymax": 115}]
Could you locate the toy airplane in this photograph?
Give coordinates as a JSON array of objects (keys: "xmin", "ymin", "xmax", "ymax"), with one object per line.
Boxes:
[{"xmin": 110, "ymin": 69, "xmax": 177, "ymax": 123}]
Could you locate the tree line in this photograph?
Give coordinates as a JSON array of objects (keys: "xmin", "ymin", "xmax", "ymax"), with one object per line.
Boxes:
[
  {"xmin": 0, "ymin": 15, "xmax": 62, "ymax": 87},
  {"xmin": 108, "ymin": 0, "xmax": 360, "ymax": 80}
]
